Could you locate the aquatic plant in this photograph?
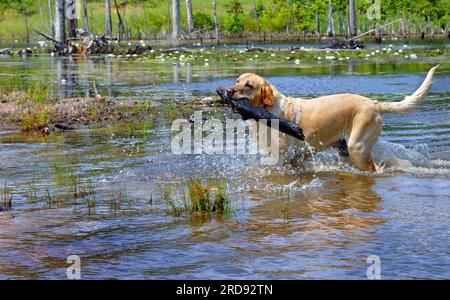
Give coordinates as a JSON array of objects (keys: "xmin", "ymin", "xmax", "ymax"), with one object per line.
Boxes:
[
  {"xmin": 109, "ymin": 186, "xmax": 130, "ymax": 212},
  {"xmin": 83, "ymin": 182, "xmax": 97, "ymax": 215},
  {"xmin": 162, "ymin": 179, "xmax": 231, "ymax": 218},
  {"xmin": 44, "ymin": 186, "xmax": 53, "ymax": 208},
  {"xmin": 166, "ymin": 102, "xmax": 177, "ymax": 121},
  {"xmin": 1, "ymin": 181, "xmax": 13, "ymax": 210}
]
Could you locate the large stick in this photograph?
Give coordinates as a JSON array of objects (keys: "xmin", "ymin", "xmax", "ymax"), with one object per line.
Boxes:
[
  {"xmin": 216, "ymin": 89, "xmax": 305, "ymax": 141},
  {"xmin": 35, "ymin": 30, "xmax": 65, "ymax": 47},
  {"xmin": 348, "ymin": 19, "xmax": 401, "ymax": 41}
]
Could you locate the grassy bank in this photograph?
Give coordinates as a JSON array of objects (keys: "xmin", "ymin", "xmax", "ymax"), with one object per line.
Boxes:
[{"xmin": 0, "ymin": 90, "xmax": 155, "ymax": 132}]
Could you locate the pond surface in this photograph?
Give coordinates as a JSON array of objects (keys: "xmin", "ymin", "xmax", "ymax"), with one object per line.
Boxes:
[{"xmin": 0, "ymin": 47, "xmax": 449, "ymax": 279}]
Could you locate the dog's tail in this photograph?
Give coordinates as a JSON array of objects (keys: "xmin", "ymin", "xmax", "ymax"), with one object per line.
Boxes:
[{"xmin": 377, "ymin": 65, "xmax": 438, "ymax": 114}]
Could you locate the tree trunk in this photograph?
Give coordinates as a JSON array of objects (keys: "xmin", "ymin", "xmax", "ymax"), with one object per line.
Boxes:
[
  {"xmin": 48, "ymin": 0, "xmax": 55, "ymax": 38},
  {"xmin": 327, "ymin": 0, "xmax": 335, "ymax": 37},
  {"xmin": 289, "ymin": 0, "xmax": 294, "ymax": 41},
  {"xmin": 24, "ymin": 13, "xmax": 30, "ymax": 43},
  {"xmin": 212, "ymin": 0, "xmax": 219, "ymax": 44},
  {"xmin": 82, "ymin": 0, "xmax": 89, "ymax": 32},
  {"xmin": 349, "ymin": 0, "xmax": 356, "ymax": 36},
  {"xmin": 172, "ymin": 0, "xmax": 181, "ymax": 40},
  {"xmin": 66, "ymin": 0, "xmax": 77, "ymax": 39},
  {"xmin": 186, "ymin": 0, "xmax": 194, "ymax": 36},
  {"xmin": 105, "ymin": 0, "xmax": 113, "ymax": 37},
  {"xmin": 55, "ymin": 0, "xmax": 66, "ymax": 43},
  {"xmin": 254, "ymin": 0, "xmax": 261, "ymax": 42},
  {"xmin": 315, "ymin": 11, "xmax": 320, "ymax": 41},
  {"xmin": 113, "ymin": 0, "xmax": 125, "ymax": 41},
  {"xmin": 167, "ymin": 2, "xmax": 171, "ymax": 34}
]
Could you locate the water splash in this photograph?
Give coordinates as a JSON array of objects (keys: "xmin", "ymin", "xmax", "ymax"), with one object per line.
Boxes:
[{"xmin": 283, "ymin": 140, "xmax": 449, "ymax": 177}]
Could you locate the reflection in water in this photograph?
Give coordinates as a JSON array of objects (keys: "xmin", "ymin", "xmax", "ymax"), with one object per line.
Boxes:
[
  {"xmin": 243, "ymin": 173, "xmax": 384, "ymax": 247},
  {"xmin": 55, "ymin": 56, "xmax": 78, "ymax": 99}
]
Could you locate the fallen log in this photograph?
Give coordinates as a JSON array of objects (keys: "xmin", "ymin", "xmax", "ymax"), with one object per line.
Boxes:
[
  {"xmin": 160, "ymin": 47, "xmax": 194, "ymax": 54},
  {"xmin": 246, "ymin": 47, "xmax": 299, "ymax": 53},
  {"xmin": 216, "ymin": 88, "xmax": 305, "ymax": 141}
]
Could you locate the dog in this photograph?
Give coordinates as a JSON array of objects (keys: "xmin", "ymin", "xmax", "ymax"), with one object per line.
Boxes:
[{"xmin": 226, "ymin": 66, "xmax": 438, "ymax": 172}]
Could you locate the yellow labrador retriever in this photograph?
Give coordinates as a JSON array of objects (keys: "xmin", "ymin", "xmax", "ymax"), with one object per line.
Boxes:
[{"xmin": 227, "ymin": 66, "xmax": 438, "ymax": 172}]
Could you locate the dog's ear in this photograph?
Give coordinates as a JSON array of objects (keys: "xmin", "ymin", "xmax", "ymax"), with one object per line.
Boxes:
[{"xmin": 260, "ymin": 81, "xmax": 274, "ymax": 106}]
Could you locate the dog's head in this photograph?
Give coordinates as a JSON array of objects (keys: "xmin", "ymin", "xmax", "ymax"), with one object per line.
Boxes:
[{"xmin": 227, "ymin": 73, "xmax": 275, "ymax": 107}]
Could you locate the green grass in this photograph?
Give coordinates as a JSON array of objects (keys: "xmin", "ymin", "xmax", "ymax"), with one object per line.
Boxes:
[
  {"xmin": 1, "ymin": 181, "xmax": 13, "ymax": 210},
  {"xmin": 21, "ymin": 105, "xmax": 52, "ymax": 132},
  {"xmin": 162, "ymin": 178, "xmax": 231, "ymax": 218},
  {"xmin": 1, "ymin": 0, "xmax": 445, "ymax": 42},
  {"xmin": 0, "ymin": 0, "xmax": 263, "ymax": 41}
]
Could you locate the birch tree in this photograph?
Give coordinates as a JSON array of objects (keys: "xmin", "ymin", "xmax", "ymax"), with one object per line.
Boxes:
[
  {"xmin": 66, "ymin": 0, "xmax": 77, "ymax": 39},
  {"xmin": 327, "ymin": 0, "xmax": 335, "ymax": 36},
  {"xmin": 212, "ymin": 0, "xmax": 219, "ymax": 44},
  {"xmin": 349, "ymin": 0, "xmax": 356, "ymax": 36},
  {"xmin": 186, "ymin": 0, "xmax": 194, "ymax": 35},
  {"xmin": 105, "ymin": 0, "xmax": 113, "ymax": 37},
  {"xmin": 172, "ymin": 0, "xmax": 181, "ymax": 39},
  {"xmin": 55, "ymin": 0, "xmax": 66, "ymax": 43},
  {"xmin": 82, "ymin": 0, "xmax": 89, "ymax": 32}
]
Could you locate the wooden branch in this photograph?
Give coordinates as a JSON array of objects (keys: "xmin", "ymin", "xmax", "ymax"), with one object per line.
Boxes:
[
  {"xmin": 216, "ymin": 89, "xmax": 305, "ymax": 141},
  {"xmin": 160, "ymin": 47, "xmax": 194, "ymax": 54},
  {"xmin": 348, "ymin": 19, "xmax": 402, "ymax": 41},
  {"xmin": 35, "ymin": 30, "xmax": 65, "ymax": 47}
]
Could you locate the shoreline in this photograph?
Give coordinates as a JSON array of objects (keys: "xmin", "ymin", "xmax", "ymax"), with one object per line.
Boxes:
[{"xmin": 0, "ymin": 95, "xmax": 157, "ymax": 133}]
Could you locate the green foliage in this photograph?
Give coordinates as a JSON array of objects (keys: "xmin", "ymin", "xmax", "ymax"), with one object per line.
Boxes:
[
  {"xmin": 162, "ymin": 179, "xmax": 231, "ymax": 218},
  {"xmin": 224, "ymin": 0, "xmax": 245, "ymax": 33},
  {"xmin": 193, "ymin": 12, "xmax": 214, "ymax": 31},
  {"xmin": 0, "ymin": 0, "xmax": 448, "ymax": 40}
]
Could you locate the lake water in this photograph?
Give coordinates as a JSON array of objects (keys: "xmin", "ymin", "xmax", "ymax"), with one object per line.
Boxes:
[{"xmin": 0, "ymin": 47, "xmax": 449, "ymax": 279}]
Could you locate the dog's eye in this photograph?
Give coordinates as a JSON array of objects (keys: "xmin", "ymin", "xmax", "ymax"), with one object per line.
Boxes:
[{"xmin": 245, "ymin": 83, "xmax": 253, "ymax": 89}]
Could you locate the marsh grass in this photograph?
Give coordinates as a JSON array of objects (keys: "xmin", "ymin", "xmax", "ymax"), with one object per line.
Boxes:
[
  {"xmin": 275, "ymin": 186, "xmax": 292, "ymax": 222},
  {"xmin": 162, "ymin": 179, "xmax": 231, "ymax": 218},
  {"xmin": 17, "ymin": 81, "xmax": 50, "ymax": 105},
  {"xmin": 165, "ymin": 101, "xmax": 177, "ymax": 121},
  {"xmin": 109, "ymin": 186, "xmax": 127, "ymax": 212},
  {"xmin": 123, "ymin": 119, "xmax": 155, "ymax": 138},
  {"xmin": 44, "ymin": 186, "xmax": 55, "ymax": 208},
  {"xmin": 82, "ymin": 182, "xmax": 97, "ymax": 215},
  {"xmin": 21, "ymin": 105, "xmax": 52, "ymax": 132},
  {"xmin": 1, "ymin": 181, "xmax": 13, "ymax": 210},
  {"xmin": 144, "ymin": 98, "xmax": 153, "ymax": 114}
]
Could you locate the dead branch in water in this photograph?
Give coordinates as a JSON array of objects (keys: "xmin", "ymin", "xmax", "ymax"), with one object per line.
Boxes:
[{"xmin": 159, "ymin": 47, "xmax": 195, "ymax": 54}]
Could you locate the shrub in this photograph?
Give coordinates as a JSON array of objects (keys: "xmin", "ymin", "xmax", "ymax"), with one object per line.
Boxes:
[{"xmin": 193, "ymin": 12, "xmax": 214, "ymax": 31}]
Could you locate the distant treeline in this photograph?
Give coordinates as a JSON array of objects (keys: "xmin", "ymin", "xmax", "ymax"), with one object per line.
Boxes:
[{"xmin": 0, "ymin": 0, "xmax": 448, "ymax": 42}]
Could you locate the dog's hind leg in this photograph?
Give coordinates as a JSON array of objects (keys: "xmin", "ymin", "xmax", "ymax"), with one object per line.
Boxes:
[{"xmin": 347, "ymin": 112, "xmax": 382, "ymax": 172}]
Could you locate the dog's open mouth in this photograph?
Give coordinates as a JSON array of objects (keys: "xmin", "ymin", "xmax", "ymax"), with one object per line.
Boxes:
[{"xmin": 216, "ymin": 88, "xmax": 249, "ymax": 103}]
